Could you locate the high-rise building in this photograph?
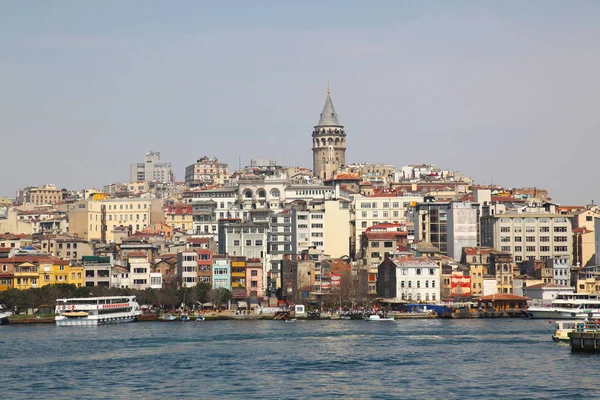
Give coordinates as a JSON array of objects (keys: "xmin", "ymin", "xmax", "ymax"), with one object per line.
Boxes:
[
  {"xmin": 312, "ymin": 85, "xmax": 346, "ymax": 180},
  {"xmin": 130, "ymin": 150, "xmax": 174, "ymax": 183}
]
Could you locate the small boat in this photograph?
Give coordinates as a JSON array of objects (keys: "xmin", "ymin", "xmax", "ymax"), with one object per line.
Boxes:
[
  {"xmin": 365, "ymin": 314, "xmax": 395, "ymax": 321},
  {"xmin": 0, "ymin": 305, "xmax": 11, "ymax": 325},
  {"xmin": 552, "ymin": 320, "xmax": 579, "ymax": 342},
  {"xmin": 194, "ymin": 315, "xmax": 205, "ymax": 322},
  {"xmin": 161, "ymin": 313, "xmax": 177, "ymax": 322},
  {"xmin": 180, "ymin": 313, "xmax": 189, "ymax": 322}
]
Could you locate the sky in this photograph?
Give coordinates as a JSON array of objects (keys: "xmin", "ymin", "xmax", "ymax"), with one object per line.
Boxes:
[{"xmin": 1, "ymin": 1, "xmax": 599, "ymax": 205}]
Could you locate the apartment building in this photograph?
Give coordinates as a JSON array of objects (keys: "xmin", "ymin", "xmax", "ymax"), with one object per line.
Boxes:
[
  {"xmin": 481, "ymin": 212, "xmax": 573, "ymax": 263},
  {"xmin": 129, "ymin": 252, "xmax": 151, "ymax": 289},
  {"xmin": 19, "ymin": 184, "xmax": 64, "ymax": 206},
  {"xmin": 82, "ymin": 255, "xmax": 112, "ymax": 287},
  {"xmin": 212, "ymin": 256, "xmax": 231, "ymax": 290},
  {"xmin": 68, "ymin": 198, "xmax": 164, "ymax": 242},
  {"xmin": 177, "ymin": 251, "xmax": 198, "ymax": 287},
  {"xmin": 184, "ymin": 156, "xmax": 229, "ymax": 186},
  {"xmin": 354, "ymin": 193, "xmax": 424, "ymax": 249}
]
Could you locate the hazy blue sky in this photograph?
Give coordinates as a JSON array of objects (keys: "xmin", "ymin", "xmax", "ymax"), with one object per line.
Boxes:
[{"xmin": 2, "ymin": 1, "xmax": 599, "ymax": 204}]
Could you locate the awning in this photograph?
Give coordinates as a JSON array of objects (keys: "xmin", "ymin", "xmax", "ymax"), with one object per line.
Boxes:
[
  {"xmin": 237, "ymin": 301, "xmax": 248, "ymax": 308},
  {"xmin": 201, "ymin": 302, "xmax": 213, "ymax": 307}
]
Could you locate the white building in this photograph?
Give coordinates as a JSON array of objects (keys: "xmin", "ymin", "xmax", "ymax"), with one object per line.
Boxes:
[
  {"xmin": 524, "ymin": 283, "xmax": 574, "ymax": 303},
  {"xmin": 378, "ymin": 256, "xmax": 440, "ymax": 302},
  {"xmin": 129, "ymin": 253, "xmax": 151, "ymax": 289},
  {"xmin": 446, "ymin": 202, "xmax": 479, "ymax": 261},
  {"xmin": 481, "ymin": 212, "xmax": 572, "ymax": 263},
  {"xmin": 177, "ymin": 251, "xmax": 198, "ymax": 288}
]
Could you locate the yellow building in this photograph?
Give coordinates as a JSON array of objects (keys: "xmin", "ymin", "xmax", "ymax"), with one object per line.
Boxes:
[
  {"xmin": 39, "ymin": 260, "xmax": 84, "ymax": 288},
  {"xmin": 231, "ymin": 257, "xmax": 246, "ymax": 288},
  {"xmin": 68, "ymin": 198, "xmax": 165, "ymax": 242},
  {"xmin": 12, "ymin": 258, "xmax": 84, "ymax": 290},
  {"xmin": 165, "ymin": 204, "xmax": 193, "ymax": 232}
]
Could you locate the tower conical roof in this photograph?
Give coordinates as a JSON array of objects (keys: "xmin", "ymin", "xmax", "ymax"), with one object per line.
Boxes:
[{"xmin": 317, "ymin": 87, "xmax": 341, "ymax": 126}]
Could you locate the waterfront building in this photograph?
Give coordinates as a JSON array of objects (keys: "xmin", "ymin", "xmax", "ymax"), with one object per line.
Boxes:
[
  {"xmin": 177, "ymin": 251, "xmax": 198, "ymax": 288},
  {"xmin": 3, "ymin": 256, "xmax": 84, "ymax": 290},
  {"xmin": 197, "ymin": 249, "xmax": 212, "ymax": 286},
  {"xmin": 130, "ymin": 150, "xmax": 174, "ymax": 183},
  {"xmin": 111, "ymin": 265, "xmax": 130, "ymax": 289},
  {"xmin": 82, "ymin": 255, "xmax": 111, "ymax": 287},
  {"xmin": 129, "ymin": 252, "xmax": 151, "ymax": 289},
  {"xmin": 185, "ymin": 156, "xmax": 229, "ymax": 187},
  {"xmin": 480, "ymin": 205, "xmax": 573, "ymax": 263},
  {"xmin": 246, "ymin": 258, "xmax": 263, "ymax": 300},
  {"xmin": 376, "ymin": 255, "xmax": 441, "ymax": 302},
  {"xmin": 460, "ymin": 247, "xmax": 492, "ymax": 297},
  {"xmin": 489, "ymin": 251, "xmax": 518, "ymax": 294},
  {"xmin": 212, "ymin": 256, "xmax": 231, "ymax": 291},
  {"xmin": 523, "ymin": 282, "xmax": 574, "ymax": 302},
  {"xmin": 0, "ymin": 271, "xmax": 13, "ymax": 291},
  {"xmin": 312, "ymin": 86, "xmax": 346, "ymax": 181},
  {"xmin": 230, "ymin": 256, "xmax": 247, "ymax": 302}
]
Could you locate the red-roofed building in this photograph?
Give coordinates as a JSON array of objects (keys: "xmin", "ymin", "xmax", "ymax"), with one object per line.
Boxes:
[
  {"xmin": 165, "ymin": 204, "xmax": 193, "ymax": 232},
  {"xmin": 475, "ymin": 293, "xmax": 530, "ymax": 316}
]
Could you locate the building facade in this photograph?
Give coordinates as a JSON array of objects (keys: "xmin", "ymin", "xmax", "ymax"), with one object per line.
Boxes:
[
  {"xmin": 184, "ymin": 156, "xmax": 229, "ymax": 187},
  {"xmin": 481, "ymin": 213, "xmax": 573, "ymax": 263}
]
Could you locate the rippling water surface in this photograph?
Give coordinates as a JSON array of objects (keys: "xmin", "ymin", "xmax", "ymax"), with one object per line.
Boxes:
[{"xmin": 2, "ymin": 319, "xmax": 600, "ymax": 399}]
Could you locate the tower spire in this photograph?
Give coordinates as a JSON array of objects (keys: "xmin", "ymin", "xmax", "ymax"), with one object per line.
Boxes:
[{"xmin": 317, "ymin": 84, "xmax": 340, "ymax": 126}]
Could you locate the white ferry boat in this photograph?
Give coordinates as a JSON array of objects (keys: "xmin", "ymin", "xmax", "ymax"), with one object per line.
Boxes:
[
  {"xmin": 525, "ymin": 293, "xmax": 600, "ymax": 319},
  {"xmin": 55, "ymin": 296, "xmax": 142, "ymax": 326}
]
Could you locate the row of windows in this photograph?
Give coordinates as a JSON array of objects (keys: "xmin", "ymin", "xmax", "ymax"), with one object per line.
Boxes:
[
  {"xmin": 400, "ymin": 280, "xmax": 436, "ymax": 288},
  {"xmin": 502, "ymin": 246, "xmax": 570, "ymax": 253},
  {"xmin": 106, "ymin": 203, "xmax": 148, "ymax": 210},
  {"xmin": 400, "ymin": 293, "xmax": 436, "ymax": 301},
  {"xmin": 359, "ymin": 202, "xmax": 411, "ymax": 209},
  {"xmin": 500, "ymin": 236, "xmax": 568, "ymax": 243},
  {"xmin": 233, "ymin": 239, "xmax": 263, "ymax": 246}
]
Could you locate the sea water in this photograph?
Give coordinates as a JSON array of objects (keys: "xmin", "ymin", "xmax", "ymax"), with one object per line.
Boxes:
[{"xmin": 1, "ymin": 319, "xmax": 599, "ymax": 399}]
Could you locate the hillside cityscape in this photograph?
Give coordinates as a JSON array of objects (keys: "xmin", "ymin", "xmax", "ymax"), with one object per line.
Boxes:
[{"xmin": 0, "ymin": 88, "xmax": 596, "ymax": 310}]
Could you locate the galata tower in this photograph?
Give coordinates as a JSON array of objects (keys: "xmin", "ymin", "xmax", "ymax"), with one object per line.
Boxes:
[{"xmin": 312, "ymin": 85, "xmax": 346, "ymax": 180}]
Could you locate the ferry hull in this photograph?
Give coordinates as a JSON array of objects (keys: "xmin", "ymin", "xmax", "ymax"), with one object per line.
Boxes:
[
  {"xmin": 525, "ymin": 309, "xmax": 577, "ymax": 319},
  {"xmin": 56, "ymin": 315, "xmax": 137, "ymax": 327}
]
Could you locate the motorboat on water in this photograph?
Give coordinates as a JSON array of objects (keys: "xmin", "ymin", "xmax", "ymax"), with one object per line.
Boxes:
[
  {"xmin": 161, "ymin": 313, "xmax": 177, "ymax": 322},
  {"xmin": 364, "ymin": 314, "xmax": 395, "ymax": 321},
  {"xmin": 180, "ymin": 313, "xmax": 189, "ymax": 322},
  {"xmin": 552, "ymin": 320, "xmax": 579, "ymax": 342},
  {"xmin": 55, "ymin": 296, "xmax": 142, "ymax": 326},
  {"xmin": 0, "ymin": 305, "xmax": 11, "ymax": 325},
  {"xmin": 195, "ymin": 315, "xmax": 205, "ymax": 322},
  {"xmin": 525, "ymin": 293, "xmax": 600, "ymax": 319}
]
